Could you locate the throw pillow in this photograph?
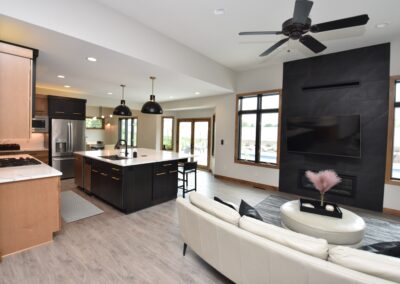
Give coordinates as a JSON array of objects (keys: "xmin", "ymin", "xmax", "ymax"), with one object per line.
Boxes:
[
  {"xmin": 359, "ymin": 241, "xmax": 400, "ymax": 258},
  {"xmin": 214, "ymin": 196, "xmax": 237, "ymax": 211},
  {"xmin": 239, "ymin": 200, "xmax": 263, "ymax": 221}
]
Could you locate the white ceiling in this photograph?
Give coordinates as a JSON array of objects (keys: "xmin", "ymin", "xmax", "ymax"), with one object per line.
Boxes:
[
  {"xmin": 0, "ymin": 15, "xmax": 231, "ymax": 104},
  {"xmin": 96, "ymin": 0, "xmax": 400, "ymax": 71}
]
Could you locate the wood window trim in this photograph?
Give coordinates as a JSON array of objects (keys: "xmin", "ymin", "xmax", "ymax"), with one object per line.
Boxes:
[
  {"xmin": 234, "ymin": 89, "xmax": 282, "ymax": 170},
  {"xmin": 176, "ymin": 117, "xmax": 211, "ymax": 170},
  {"xmin": 118, "ymin": 116, "xmax": 138, "ymax": 147},
  {"xmin": 386, "ymin": 76, "xmax": 400, "ymax": 185},
  {"xmin": 161, "ymin": 116, "xmax": 175, "ymax": 151}
]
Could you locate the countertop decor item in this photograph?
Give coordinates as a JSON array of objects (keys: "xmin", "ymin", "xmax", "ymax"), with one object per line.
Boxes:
[
  {"xmin": 305, "ymin": 169, "xmax": 341, "ymax": 206},
  {"xmin": 113, "ymin": 84, "xmax": 132, "ymax": 116},
  {"xmin": 141, "ymin": 76, "xmax": 163, "ymax": 114}
]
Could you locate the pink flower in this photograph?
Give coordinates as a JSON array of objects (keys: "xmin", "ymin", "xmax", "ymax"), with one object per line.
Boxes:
[{"xmin": 305, "ymin": 170, "xmax": 341, "ymax": 194}]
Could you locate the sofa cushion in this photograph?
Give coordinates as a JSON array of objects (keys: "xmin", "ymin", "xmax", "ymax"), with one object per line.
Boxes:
[
  {"xmin": 214, "ymin": 196, "xmax": 238, "ymax": 211},
  {"xmin": 359, "ymin": 241, "xmax": 400, "ymax": 258},
  {"xmin": 239, "ymin": 200, "xmax": 263, "ymax": 221},
  {"xmin": 239, "ymin": 216, "xmax": 329, "ymax": 259},
  {"xmin": 329, "ymin": 246, "xmax": 400, "ymax": 283},
  {"xmin": 189, "ymin": 192, "xmax": 241, "ymax": 226}
]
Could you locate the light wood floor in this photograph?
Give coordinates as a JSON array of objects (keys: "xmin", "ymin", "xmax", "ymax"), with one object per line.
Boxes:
[{"xmin": 0, "ymin": 171, "xmax": 269, "ymax": 284}]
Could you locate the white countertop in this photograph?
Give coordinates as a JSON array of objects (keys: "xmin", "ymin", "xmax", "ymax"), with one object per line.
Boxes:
[
  {"xmin": 0, "ymin": 154, "xmax": 62, "ymax": 184},
  {"xmin": 74, "ymin": 148, "xmax": 191, "ymax": 167}
]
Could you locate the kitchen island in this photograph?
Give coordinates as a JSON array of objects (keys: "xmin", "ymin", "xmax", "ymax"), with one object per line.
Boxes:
[
  {"xmin": 74, "ymin": 148, "xmax": 189, "ymax": 213},
  {"xmin": 0, "ymin": 154, "xmax": 61, "ymax": 259}
]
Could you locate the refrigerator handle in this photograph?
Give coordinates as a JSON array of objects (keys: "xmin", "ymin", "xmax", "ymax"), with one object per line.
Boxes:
[
  {"xmin": 71, "ymin": 122, "xmax": 74, "ymax": 151},
  {"xmin": 68, "ymin": 122, "xmax": 71, "ymax": 152}
]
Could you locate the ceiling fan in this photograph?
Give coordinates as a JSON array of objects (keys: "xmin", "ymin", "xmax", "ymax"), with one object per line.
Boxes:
[{"xmin": 239, "ymin": 0, "xmax": 369, "ymax": 57}]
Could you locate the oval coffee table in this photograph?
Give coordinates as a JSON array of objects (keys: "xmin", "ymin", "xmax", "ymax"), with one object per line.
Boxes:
[{"xmin": 280, "ymin": 200, "xmax": 366, "ymax": 245}]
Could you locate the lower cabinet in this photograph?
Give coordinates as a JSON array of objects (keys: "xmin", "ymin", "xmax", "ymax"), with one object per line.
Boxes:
[{"xmin": 89, "ymin": 159, "xmax": 180, "ymax": 214}]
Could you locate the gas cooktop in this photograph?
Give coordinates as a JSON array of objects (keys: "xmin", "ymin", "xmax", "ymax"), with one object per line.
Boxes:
[{"xmin": 0, "ymin": 157, "xmax": 41, "ymax": 168}]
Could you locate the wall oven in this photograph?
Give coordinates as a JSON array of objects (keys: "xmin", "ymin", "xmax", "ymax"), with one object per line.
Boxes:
[{"xmin": 32, "ymin": 116, "xmax": 48, "ymax": 133}]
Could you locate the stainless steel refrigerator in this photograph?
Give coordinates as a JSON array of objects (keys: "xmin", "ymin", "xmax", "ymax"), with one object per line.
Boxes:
[{"xmin": 51, "ymin": 119, "xmax": 85, "ymax": 179}]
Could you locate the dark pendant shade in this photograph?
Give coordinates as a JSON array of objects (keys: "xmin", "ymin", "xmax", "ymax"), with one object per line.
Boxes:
[
  {"xmin": 113, "ymin": 84, "xmax": 132, "ymax": 116},
  {"xmin": 141, "ymin": 95, "xmax": 163, "ymax": 114},
  {"xmin": 113, "ymin": 99, "xmax": 132, "ymax": 116}
]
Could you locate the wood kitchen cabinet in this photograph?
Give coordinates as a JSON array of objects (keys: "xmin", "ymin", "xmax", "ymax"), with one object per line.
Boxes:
[
  {"xmin": 48, "ymin": 96, "xmax": 86, "ymax": 120},
  {"xmin": 35, "ymin": 94, "xmax": 48, "ymax": 116},
  {"xmin": 0, "ymin": 41, "xmax": 38, "ymax": 139}
]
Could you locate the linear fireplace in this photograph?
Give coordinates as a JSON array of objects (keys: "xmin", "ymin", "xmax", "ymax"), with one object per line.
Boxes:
[{"xmin": 298, "ymin": 170, "xmax": 356, "ymax": 198}]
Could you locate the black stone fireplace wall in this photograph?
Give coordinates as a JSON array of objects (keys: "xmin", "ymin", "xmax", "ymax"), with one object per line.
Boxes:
[{"xmin": 279, "ymin": 43, "xmax": 390, "ymax": 211}]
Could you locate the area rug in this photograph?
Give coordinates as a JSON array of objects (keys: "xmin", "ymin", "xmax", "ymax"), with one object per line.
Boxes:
[
  {"xmin": 254, "ymin": 195, "xmax": 400, "ymax": 246},
  {"xmin": 61, "ymin": 191, "xmax": 103, "ymax": 223}
]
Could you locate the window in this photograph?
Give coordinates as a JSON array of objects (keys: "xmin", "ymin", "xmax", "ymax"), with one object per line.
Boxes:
[
  {"xmin": 387, "ymin": 77, "xmax": 400, "ymax": 182},
  {"xmin": 235, "ymin": 90, "xmax": 281, "ymax": 167},
  {"xmin": 119, "ymin": 117, "xmax": 137, "ymax": 147},
  {"xmin": 85, "ymin": 117, "xmax": 104, "ymax": 129},
  {"xmin": 161, "ymin": 117, "xmax": 174, "ymax": 150}
]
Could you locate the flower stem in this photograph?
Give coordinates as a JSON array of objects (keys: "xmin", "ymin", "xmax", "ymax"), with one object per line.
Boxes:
[{"xmin": 320, "ymin": 193, "xmax": 324, "ymax": 207}]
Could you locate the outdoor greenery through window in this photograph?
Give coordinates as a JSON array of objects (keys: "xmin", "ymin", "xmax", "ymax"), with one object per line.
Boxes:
[
  {"xmin": 85, "ymin": 117, "xmax": 104, "ymax": 129},
  {"xmin": 162, "ymin": 117, "xmax": 174, "ymax": 150},
  {"xmin": 119, "ymin": 117, "xmax": 137, "ymax": 147},
  {"xmin": 237, "ymin": 92, "xmax": 280, "ymax": 165},
  {"xmin": 391, "ymin": 81, "xmax": 400, "ymax": 179}
]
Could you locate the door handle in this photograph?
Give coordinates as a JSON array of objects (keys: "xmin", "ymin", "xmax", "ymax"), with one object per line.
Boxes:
[
  {"xmin": 55, "ymin": 111, "xmax": 65, "ymax": 114},
  {"xmin": 169, "ymin": 170, "xmax": 177, "ymax": 173},
  {"xmin": 92, "ymin": 169, "xmax": 98, "ymax": 173},
  {"xmin": 100, "ymin": 172, "xmax": 108, "ymax": 176},
  {"xmin": 163, "ymin": 163, "xmax": 173, "ymax": 167},
  {"xmin": 111, "ymin": 177, "xmax": 120, "ymax": 181},
  {"xmin": 73, "ymin": 112, "xmax": 81, "ymax": 115},
  {"xmin": 156, "ymin": 172, "xmax": 167, "ymax": 176},
  {"xmin": 111, "ymin": 168, "xmax": 120, "ymax": 172}
]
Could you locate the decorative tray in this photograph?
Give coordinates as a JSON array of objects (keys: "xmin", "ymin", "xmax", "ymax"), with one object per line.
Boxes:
[{"xmin": 299, "ymin": 198, "xmax": 343, "ymax": 219}]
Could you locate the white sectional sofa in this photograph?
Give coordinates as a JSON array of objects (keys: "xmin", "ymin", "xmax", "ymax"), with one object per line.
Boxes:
[{"xmin": 176, "ymin": 193, "xmax": 400, "ymax": 284}]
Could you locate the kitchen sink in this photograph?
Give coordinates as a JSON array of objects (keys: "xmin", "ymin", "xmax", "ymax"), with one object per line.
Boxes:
[{"xmin": 100, "ymin": 155, "xmax": 128, "ymax": 160}]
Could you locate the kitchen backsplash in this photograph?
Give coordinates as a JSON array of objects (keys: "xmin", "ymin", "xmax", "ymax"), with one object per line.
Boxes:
[{"xmin": 0, "ymin": 133, "xmax": 48, "ymax": 150}]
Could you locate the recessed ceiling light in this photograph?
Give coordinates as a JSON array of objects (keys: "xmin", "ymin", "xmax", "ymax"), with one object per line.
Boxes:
[
  {"xmin": 86, "ymin": 57, "xmax": 97, "ymax": 62},
  {"xmin": 169, "ymin": 96, "xmax": 174, "ymax": 99},
  {"xmin": 109, "ymin": 114, "xmax": 113, "ymax": 118},
  {"xmin": 375, "ymin": 23, "xmax": 389, "ymax": 29},
  {"xmin": 57, "ymin": 75, "xmax": 65, "ymax": 79},
  {"xmin": 101, "ymin": 115, "xmax": 105, "ymax": 119},
  {"xmin": 195, "ymin": 91, "xmax": 201, "ymax": 95},
  {"xmin": 64, "ymin": 85, "xmax": 71, "ymax": 88},
  {"xmin": 214, "ymin": 8, "xmax": 225, "ymax": 15},
  {"xmin": 107, "ymin": 92, "xmax": 113, "ymax": 95}
]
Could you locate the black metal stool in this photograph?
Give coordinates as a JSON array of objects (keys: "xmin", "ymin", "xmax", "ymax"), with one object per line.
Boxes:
[{"xmin": 178, "ymin": 162, "xmax": 197, "ymax": 198}]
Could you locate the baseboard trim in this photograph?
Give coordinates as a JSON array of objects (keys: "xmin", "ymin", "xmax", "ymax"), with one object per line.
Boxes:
[
  {"xmin": 383, "ymin": 208, "xmax": 400, "ymax": 217},
  {"xmin": 214, "ymin": 174, "xmax": 278, "ymax": 192}
]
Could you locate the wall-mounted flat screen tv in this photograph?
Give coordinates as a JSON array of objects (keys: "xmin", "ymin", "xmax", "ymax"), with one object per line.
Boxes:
[{"xmin": 286, "ymin": 115, "xmax": 361, "ymax": 158}]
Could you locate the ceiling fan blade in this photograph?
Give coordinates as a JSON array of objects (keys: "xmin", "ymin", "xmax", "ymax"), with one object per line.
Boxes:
[
  {"xmin": 293, "ymin": 0, "xmax": 313, "ymax": 24},
  {"xmin": 310, "ymin": 14, "xmax": 369, "ymax": 33},
  {"xmin": 239, "ymin": 31, "xmax": 282, "ymax": 36},
  {"xmin": 299, "ymin": 35, "xmax": 326, "ymax": 53},
  {"xmin": 259, "ymin": 38, "xmax": 289, "ymax": 57}
]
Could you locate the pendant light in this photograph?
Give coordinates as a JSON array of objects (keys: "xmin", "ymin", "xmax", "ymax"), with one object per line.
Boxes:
[
  {"xmin": 113, "ymin": 84, "xmax": 132, "ymax": 116},
  {"xmin": 141, "ymin": 76, "xmax": 163, "ymax": 114}
]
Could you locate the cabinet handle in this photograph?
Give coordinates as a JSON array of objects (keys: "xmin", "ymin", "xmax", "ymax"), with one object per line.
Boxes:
[
  {"xmin": 163, "ymin": 163, "xmax": 173, "ymax": 167},
  {"xmin": 55, "ymin": 111, "xmax": 65, "ymax": 114},
  {"xmin": 73, "ymin": 112, "xmax": 82, "ymax": 115},
  {"xmin": 156, "ymin": 172, "xmax": 167, "ymax": 176},
  {"xmin": 92, "ymin": 169, "xmax": 98, "ymax": 173},
  {"xmin": 112, "ymin": 177, "xmax": 120, "ymax": 181},
  {"xmin": 111, "ymin": 168, "xmax": 120, "ymax": 172},
  {"xmin": 101, "ymin": 172, "xmax": 108, "ymax": 176},
  {"xmin": 169, "ymin": 170, "xmax": 177, "ymax": 173}
]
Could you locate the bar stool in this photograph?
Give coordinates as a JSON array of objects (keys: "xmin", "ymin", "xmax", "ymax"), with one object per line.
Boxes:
[{"xmin": 178, "ymin": 162, "xmax": 197, "ymax": 198}]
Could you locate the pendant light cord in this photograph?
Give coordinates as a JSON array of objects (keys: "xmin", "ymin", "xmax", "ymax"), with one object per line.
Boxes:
[
  {"xmin": 150, "ymin": 76, "xmax": 156, "ymax": 100},
  {"xmin": 120, "ymin": 84, "xmax": 126, "ymax": 100}
]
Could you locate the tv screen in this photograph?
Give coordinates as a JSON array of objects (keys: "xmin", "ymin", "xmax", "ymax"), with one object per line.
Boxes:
[{"xmin": 286, "ymin": 115, "xmax": 361, "ymax": 158}]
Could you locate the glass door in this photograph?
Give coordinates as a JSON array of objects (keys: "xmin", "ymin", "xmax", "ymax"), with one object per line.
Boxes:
[{"xmin": 178, "ymin": 119, "xmax": 210, "ymax": 169}]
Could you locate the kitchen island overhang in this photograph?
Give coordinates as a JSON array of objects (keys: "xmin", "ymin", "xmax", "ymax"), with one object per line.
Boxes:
[{"xmin": 74, "ymin": 148, "xmax": 190, "ymax": 214}]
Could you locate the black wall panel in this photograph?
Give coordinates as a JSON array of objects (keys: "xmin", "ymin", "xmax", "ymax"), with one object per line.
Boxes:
[{"xmin": 279, "ymin": 43, "xmax": 390, "ymax": 211}]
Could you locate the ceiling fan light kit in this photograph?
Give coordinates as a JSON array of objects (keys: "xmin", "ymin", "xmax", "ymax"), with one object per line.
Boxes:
[
  {"xmin": 141, "ymin": 76, "xmax": 163, "ymax": 114},
  {"xmin": 239, "ymin": 0, "xmax": 369, "ymax": 57},
  {"xmin": 113, "ymin": 84, "xmax": 132, "ymax": 116}
]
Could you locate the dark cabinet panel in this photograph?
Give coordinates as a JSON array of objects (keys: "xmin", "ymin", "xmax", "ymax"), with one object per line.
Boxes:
[
  {"xmin": 152, "ymin": 161, "xmax": 178, "ymax": 203},
  {"xmin": 48, "ymin": 96, "xmax": 86, "ymax": 119},
  {"xmin": 124, "ymin": 165, "xmax": 153, "ymax": 213}
]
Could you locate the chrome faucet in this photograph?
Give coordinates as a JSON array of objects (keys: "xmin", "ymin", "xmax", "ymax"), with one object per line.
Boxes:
[{"xmin": 114, "ymin": 139, "xmax": 128, "ymax": 157}]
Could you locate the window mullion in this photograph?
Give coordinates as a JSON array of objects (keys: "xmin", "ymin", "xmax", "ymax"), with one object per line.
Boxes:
[{"xmin": 255, "ymin": 95, "xmax": 262, "ymax": 162}]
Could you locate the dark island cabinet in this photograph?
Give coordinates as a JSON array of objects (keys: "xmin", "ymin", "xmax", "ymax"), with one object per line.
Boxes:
[
  {"xmin": 48, "ymin": 96, "xmax": 86, "ymax": 120},
  {"xmin": 87, "ymin": 158, "xmax": 181, "ymax": 214}
]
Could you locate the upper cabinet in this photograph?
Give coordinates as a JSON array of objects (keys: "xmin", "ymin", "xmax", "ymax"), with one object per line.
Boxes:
[
  {"xmin": 0, "ymin": 41, "xmax": 38, "ymax": 139},
  {"xmin": 35, "ymin": 94, "xmax": 48, "ymax": 116},
  {"xmin": 48, "ymin": 96, "xmax": 86, "ymax": 120}
]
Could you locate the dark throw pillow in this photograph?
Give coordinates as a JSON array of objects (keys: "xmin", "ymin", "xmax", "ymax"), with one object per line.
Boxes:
[
  {"xmin": 239, "ymin": 200, "xmax": 263, "ymax": 221},
  {"xmin": 214, "ymin": 196, "xmax": 237, "ymax": 211},
  {"xmin": 359, "ymin": 242, "xmax": 400, "ymax": 258}
]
